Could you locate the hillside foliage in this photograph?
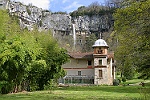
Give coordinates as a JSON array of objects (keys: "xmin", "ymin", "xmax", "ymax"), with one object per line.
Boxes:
[{"xmin": 70, "ymin": 1, "xmax": 116, "ymax": 17}]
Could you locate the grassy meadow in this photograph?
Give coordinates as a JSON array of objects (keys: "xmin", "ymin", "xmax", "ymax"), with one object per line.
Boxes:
[{"xmin": 0, "ymin": 79, "xmax": 150, "ymax": 100}]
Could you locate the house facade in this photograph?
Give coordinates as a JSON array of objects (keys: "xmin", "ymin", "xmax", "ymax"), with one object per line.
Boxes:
[{"xmin": 62, "ymin": 39, "xmax": 115, "ymax": 85}]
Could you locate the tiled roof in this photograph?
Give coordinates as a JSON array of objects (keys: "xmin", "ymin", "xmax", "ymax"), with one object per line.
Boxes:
[
  {"xmin": 107, "ymin": 53, "xmax": 114, "ymax": 59},
  {"xmin": 68, "ymin": 52, "xmax": 94, "ymax": 59},
  {"xmin": 68, "ymin": 52, "xmax": 114, "ymax": 59}
]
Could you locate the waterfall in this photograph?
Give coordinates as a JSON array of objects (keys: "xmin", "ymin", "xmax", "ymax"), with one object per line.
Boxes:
[
  {"xmin": 72, "ymin": 24, "xmax": 76, "ymax": 49},
  {"xmin": 52, "ymin": 29, "xmax": 55, "ymax": 37},
  {"xmin": 5, "ymin": 1, "xmax": 9, "ymax": 9}
]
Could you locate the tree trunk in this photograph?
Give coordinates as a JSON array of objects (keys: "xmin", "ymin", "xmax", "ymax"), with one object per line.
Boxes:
[{"xmin": 14, "ymin": 84, "xmax": 18, "ymax": 93}]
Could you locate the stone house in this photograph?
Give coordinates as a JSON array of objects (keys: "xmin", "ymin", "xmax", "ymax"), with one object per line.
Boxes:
[{"xmin": 62, "ymin": 39, "xmax": 115, "ymax": 85}]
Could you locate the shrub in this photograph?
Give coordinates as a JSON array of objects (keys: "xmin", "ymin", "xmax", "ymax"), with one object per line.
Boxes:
[
  {"xmin": 26, "ymin": 7, "xmax": 31, "ymax": 15},
  {"xmin": 0, "ymin": 81, "xmax": 13, "ymax": 94},
  {"xmin": 113, "ymin": 79, "xmax": 119, "ymax": 86},
  {"xmin": 122, "ymin": 77, "xmax": 126, "ymax": 82},
  {"xmin": 118, "ymin": 78, "xmax": 121, "ymax": 83},
  {"xmin": 44, "ymin": 79, "xmax": 57, "ymax": 91},
  {"xmin": 39, "ymin": 20, "xmax": 42, "ymax": 27}
]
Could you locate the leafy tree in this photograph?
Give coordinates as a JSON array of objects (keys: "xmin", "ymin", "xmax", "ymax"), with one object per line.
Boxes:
[
  {"xmin": 114, "ymin": 0, "xmax": 150, "ymax": 79},
  {"xmin": 0, "ymin": 11, "xmax": 40, "ymax": 93},
  {"xmin": 70, "ymin": 1, "xmax": 114, "ymax": 17},
  {"xmin": 52, "ymin": 11, "xmax": 67, "ymax": 14},
  {"xmin": 27, "ymin": 32, "xmax": 68, "ymax": 90},
  {"xmin": 0, "ymin": 10, "xmax": 69, "ymax": 93}
]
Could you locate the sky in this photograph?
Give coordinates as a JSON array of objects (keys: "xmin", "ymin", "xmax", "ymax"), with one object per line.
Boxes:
[{"xmin": 12, "ymin": 0, "xmax": 106, "ymax": 13}]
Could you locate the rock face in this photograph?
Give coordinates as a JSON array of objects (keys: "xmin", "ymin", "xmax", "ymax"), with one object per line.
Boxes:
[
  {"xmin": 42, "ymin": 14, "xmax": 72, "ymax": 31},
  {"xmin": 0, "ymin": 0, "xmax": 113, "ymax": 34},
  {"xmin": 72, "ymin": 15, "xmax": 112, "ymax": 33},
  {"xmin": 7, "ymin": 1, "xmax": 43, "ymax": 30},
  {"xmin": 0, "ymin": 0, "xmax": 114, "ymax": 52}
]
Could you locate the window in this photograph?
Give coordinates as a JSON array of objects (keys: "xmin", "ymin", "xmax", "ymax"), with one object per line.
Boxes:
[
  {"xmin": 78, "ymin": 71, "xmax": 81, "ymax": 76},
  {"xmin": 99, "ymin": 70, "xmax": 102, "ymax": 78},
  {"xmin": 97, "ymin": 48, "xmax": 103, "ymax": 54},
  {"xmin": 88, "ymin": 60, "xmax": 92, "ymax": 66},
  {"xmin": 79, "ymin": 39, "xmax": 82, "ymax": 43},
  {"xmin": 99, "ymin": 59, "xmax": 102, "ymax": 65}
]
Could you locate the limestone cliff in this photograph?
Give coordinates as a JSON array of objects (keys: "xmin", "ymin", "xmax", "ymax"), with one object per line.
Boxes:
[
  {"xmin": 1, "ymin": 0, "xmax": 113, "ymax": 32},
  {"xmin": 0, "ymin": 0, "xmax": 115, "ymax": 52}
]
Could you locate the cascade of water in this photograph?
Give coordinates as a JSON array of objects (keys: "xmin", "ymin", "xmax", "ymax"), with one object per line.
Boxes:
[
  {"xmin": 72, "ymin": 24, "xmax": 76, "ymax": 49},
  {"xmin": 52, "ymin": 29, "xmax": 55, "ymax": 37}
]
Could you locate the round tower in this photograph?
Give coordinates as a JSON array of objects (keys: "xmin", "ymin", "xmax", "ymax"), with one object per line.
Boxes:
[{"xmin": 92, "ymin": 39, "xmax": 109, "ymax": 55}]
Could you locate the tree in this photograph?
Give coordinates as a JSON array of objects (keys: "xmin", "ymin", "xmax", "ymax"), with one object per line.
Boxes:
[
  {"xmin": 0, "ymin": 34, "xmax": 40, "ymax": 93},
  {"xmin": 88, "ymin": 1, "xmax": 101, "ymax": 15},
  {"xmin": 29, "ymin": 32, "xmax": 68, "ymax": 90},
  {"xmin": 0, "ymin": 11, "xmax": 40, "ymax": 92},
  {"xmin": 114, "ymin": 0, "xmax": 150, "ymax": 79},
  {"xmin": 0, "ymin": 10, "xmax": 69, "ymax": 93},
  {"xmin": 70, "ymin": 1, "xmax": 114, "ymax": 17}
]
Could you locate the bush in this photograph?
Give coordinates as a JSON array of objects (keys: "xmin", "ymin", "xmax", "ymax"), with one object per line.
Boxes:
[
  {"xmin": 122, "ymin": 77, "xmax": 126, "ymax": 82},
  {"xmin": 0, "ymin": 81, "xmax": 13, "ymax": 94},
  {"xmin": 113, "ymin": 79, "xmax": 119, "ymax": 86},
  {"xmin": 44, "ymin": 79, "xmax": 57, "ymax": 91},
  {"xmin": 26, "ymin": 7, "xmax": 31, "ymax": 15},
  {"xmin": 118, "ymin": 78, "xmax": 121, "ymax": 83}
]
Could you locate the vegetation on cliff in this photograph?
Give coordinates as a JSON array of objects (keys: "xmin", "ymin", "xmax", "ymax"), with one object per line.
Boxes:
[{"xmin": 70, "ymin": 1, "xmax": 116, "ymax": 17}]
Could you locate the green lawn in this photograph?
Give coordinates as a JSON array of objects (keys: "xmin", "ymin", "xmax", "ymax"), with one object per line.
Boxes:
[
  {"xmin": 0, "ymin": 85, "xmax": 150, "ymax": 100},
  {"xmin": 120, "ymin": 79, "xmax": 150, "ymax": 86}
]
